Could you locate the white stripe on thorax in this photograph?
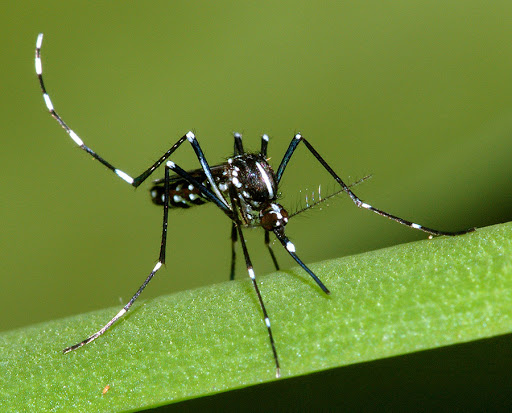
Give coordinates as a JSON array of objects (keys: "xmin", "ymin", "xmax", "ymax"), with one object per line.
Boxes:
[{"xmin": 256, "ymin": 162, "xmax": 274, "ymax": 198}]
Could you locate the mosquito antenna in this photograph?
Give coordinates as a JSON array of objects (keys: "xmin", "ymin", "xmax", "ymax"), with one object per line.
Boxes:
[{"xmin": 290, "ymin": 174, "xmax": 373, "ymax": 218}]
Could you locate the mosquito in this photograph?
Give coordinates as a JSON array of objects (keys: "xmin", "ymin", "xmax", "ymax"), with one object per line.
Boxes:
[{"xmin": 35, "ymin": 34, "xmax": 474, "ymax": 378}]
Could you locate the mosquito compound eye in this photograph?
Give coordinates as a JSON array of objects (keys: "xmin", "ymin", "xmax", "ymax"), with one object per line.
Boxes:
[{"xmin": 260, "ymin": 211, "xmax": 277, "ymax": 230}]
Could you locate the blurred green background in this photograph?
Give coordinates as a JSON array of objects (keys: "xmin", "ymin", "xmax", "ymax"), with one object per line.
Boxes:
[{"xmin": 2, "ymin": 1, "xmax": 511, "ymax": 337}]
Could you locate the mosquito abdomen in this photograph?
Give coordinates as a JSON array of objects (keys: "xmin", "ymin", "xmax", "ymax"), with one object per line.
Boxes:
[{"xmin": 150, "ymin": 180, "xmax": 209, "ymax": 208}]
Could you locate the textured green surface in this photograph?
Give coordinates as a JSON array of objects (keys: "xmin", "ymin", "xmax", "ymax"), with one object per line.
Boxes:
[{"xmin": 1, "ymin": 223, "xmax": 511, "ymax": 412}]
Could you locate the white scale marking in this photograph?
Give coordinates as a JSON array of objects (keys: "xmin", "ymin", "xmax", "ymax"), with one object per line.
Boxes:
[
  {"xmin": 166, "ymin": 161, "xmax": 175, "ymax": 168},
  {"xmin": 35, "ymin": 57, "xmax": 42, "ymax": 75},
  {"xmin": 115, "ymin": 308, "xmax": 127, "ymax": 319},
  {"xmin": 68, "ymin": 130, "xmax": 84, "ymax": 146},
  {"xmin": 265, "ymin": 317, "xmax": 271, "ymax": 328},
  {"xmin": 43, "ymin": 93, "xmax": 54, "ymax": 111},
  {"xmin": 173, "ymin": 195, "xmax": 183, "ymax": 203},
  {"xmin": 269, "ymin": 204, "xmax": 283, "ymax": 220},
  {"xmin": 286, "ymin": 241, "xmax": 296, "ymax": 253},
  {"xmin": 256, "ymin": 162, "xmax": 274, "ymax": 198},
  {"xmin": 36, "ymin": 33, "xmax": 43, "ymax": 49},
  {"xmin": 262, "ymin": 134, "xmax": 269, "ymax": 142},
  {"xmin": 248, "ymin": 268, "xmax": 256, "ymax": 280},
  {"xmin": 115, "ymin": 169, "xmax": 134, "ymax": 184},
  {"xmin": 411, "ymin": 223, "xmax": 422, "ymax": 229},
  {"xmin": 153, "ymin": 262, "xmax": 162, "ymax": 272},
  {"xmin": 361, "ymin": 202, "xmax": 371, "ymax": 209},
  {"xmin": 186, "ymin": 131, "xmax": 195, "ymax": 142},
  {"xmin": 295, "ymin": 133, "xmax": 302, "ymax": 140},
  {"xmin": 232, "ymin": 177, "xmax": 242, "ymax": 188}
]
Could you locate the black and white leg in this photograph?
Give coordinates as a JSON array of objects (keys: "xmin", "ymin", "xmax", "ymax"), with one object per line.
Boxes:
[
  {"xmin": 230, "ymin": 193, "xmax": 281, "ymax": 378},
  {"xmin": 63, "ymin": 156, "xmax": 233, "ymax": 352},
  {"xmin": 63, "ymin": 166, "xmax": 172, "ymax": 352},
  {"xmin": 35, "ymin": 34, "xmax": 228, "ymax": 206},
  {"xmin": 36, "ymin": 30, "xmax": 236, "ymax": 351},
  {"xmin": 260, "ymin": 134, "xmax": 280, "ymax": 271},
  {"xmin": 35, "ymin": 34, "xmax": 138, "ymax": 186},
  {"xmin": 238, "ymin": 226, "xmax": 281, "ymax": 378},
  {"xmin": 277, "ymin": 133, "xmax": 475, "ymax": 237},
  {"xmin": 272, "ymin": 229, "xmax": 330, "ymax": 294}
]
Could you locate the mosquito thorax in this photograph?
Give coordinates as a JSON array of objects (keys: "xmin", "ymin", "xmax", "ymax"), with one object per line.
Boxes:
[
  {"xmin": 260, "ymin": 203, "xmax": 289, "ymax": 231},
  {"xmin": 228, "ymin": 154, "xmax": 277, "ymax": 203}
]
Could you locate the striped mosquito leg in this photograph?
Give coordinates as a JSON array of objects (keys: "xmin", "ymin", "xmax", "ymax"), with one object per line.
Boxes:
[
  {"xmin": 184, "ymin": 132, "xmax": 229, "ymax": 207},
  {"xmin": 264, "ymin": 231, "xmax": 280, "ymax": 271},
  {"xmin": 35, "ymin": 35, "xmax": 228, "ymax": 195},
  {"xmin": 355, "ymin": 202, "xmax": 474, "ymax": 236},
  {"xmin": 132, "ymin": 131, "xmax": 228, "ymax": 190},
  {"xmin": 278, "ymin": 133, "xmax": 474, "ymax": 237},
  {"xmin": 132, "ymin": 131, "xmax": 228, "ymax": 194},
  {"xmin": 62, "ymin": 261, "xmax": 164, "ymax": 353},
  {"xmin": 273, "ymin": 230, "xmax": 330, "ymax": 294},
  {"xmin": 235, "ymin": 223, "xmax": 280, "ymax": 378},
  {"xmin": 35, "ymin": 34, "xmax": 135, "ymax": 186},
  {"xmin": 64, "ymin": 167, "xmax": 171, "ymax": 353}
]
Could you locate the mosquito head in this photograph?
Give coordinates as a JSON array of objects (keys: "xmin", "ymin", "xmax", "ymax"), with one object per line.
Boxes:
[{"xmin": 260, "ymin": 202, "xmax": 289, "ymax": 231}]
